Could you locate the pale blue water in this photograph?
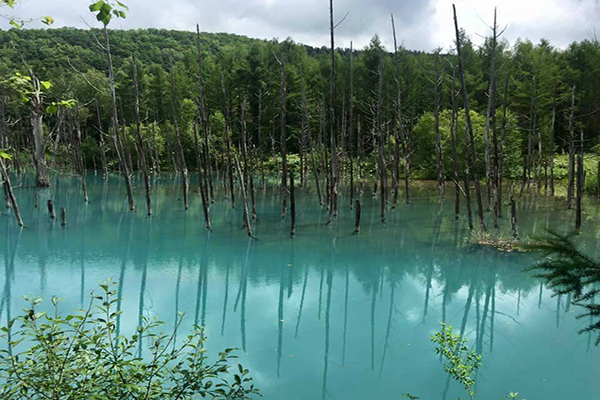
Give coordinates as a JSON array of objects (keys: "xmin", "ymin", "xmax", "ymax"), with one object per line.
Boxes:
[{"xmin": 1, "ymin": 173, "xmax": 599, "ymax": 399}]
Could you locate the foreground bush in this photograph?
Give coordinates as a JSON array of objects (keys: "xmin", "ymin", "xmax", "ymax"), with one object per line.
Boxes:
[{"xmin": 0, "ymin": 280, "xmax": 260, "ymax": 400}]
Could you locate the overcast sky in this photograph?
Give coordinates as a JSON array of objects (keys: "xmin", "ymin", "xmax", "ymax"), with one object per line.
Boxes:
[{"xmin": 4, "ymin": 0, "xmax": 600, "ymax": 51}]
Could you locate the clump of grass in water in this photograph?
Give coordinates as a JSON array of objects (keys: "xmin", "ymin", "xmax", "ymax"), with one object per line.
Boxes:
[{"xmin": 467, "ymin": 231, "xmax": 530, "ymax": 253}]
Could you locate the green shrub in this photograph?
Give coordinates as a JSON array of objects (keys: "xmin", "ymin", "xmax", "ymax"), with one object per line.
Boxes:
[{"xmin": 0, "ymin": 280, "xmax": 260, "ymax": 400}]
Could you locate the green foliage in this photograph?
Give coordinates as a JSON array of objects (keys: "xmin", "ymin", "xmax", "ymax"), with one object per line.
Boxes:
[
  {"xmin": 89, "ymin": 0, "xmax": 128, "ymax": 26},
  {"xmin": 431, "ymin": 323, "xmax": 482, "ymax": 399},
  {"xmin": 0, "ymin": 280, "xmax": 260, "ymax": 399},
  {"xmin": 526, "ymin": 231, "xmax": 600, "ymax": 345}
]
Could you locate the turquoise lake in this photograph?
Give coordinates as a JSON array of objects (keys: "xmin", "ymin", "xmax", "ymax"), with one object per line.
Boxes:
[{"xmin": 1, "ymin": 173, "xmax": 599, "ymax": 399}]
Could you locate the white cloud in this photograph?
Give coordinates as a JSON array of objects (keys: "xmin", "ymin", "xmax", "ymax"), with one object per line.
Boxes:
[{"xmin": 3, "ymin": 0, "xmax": 599, "ymax": 51}]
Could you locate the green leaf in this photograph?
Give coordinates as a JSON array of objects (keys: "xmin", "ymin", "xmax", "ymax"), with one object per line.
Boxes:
[
  {"xmin": 9, "ymin": 20, "xmax": 22, "ymax": 29},
  {"xmin": 46, "ymin": 105, "xmax": 58, "ymax": 115},
  {"xmin": 41, "ymin": 16, "xmax": 54, "ymax": 26},
  {"xmin": 116, "ymin": 1, "xmax": 129, "ymax": 10},
  {"xmin": 89, "ymin": 0, "xmax": 104, "ymax": 12},
  {"xmin": 0, "ymin": 151, "xmax": 12, "ymax": 160},
  {"xmin": 40, "ymin": 81, "xmax": 52, "ymax": 90}
]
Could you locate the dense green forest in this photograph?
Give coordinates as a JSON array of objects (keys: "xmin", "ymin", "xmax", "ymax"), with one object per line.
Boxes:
[{"xmin": 1, "ymin": 3, "xmax": 600, "ymax": 232}]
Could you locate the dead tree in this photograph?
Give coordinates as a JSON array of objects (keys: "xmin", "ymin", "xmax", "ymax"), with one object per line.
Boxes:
[
  {"xmin": 449, "ymin": 64, "xmax": 461, "ymax": 220},
  {"xmin": 391, "ymin": 15, "xmax": 403, "ymax": 208},
  {"xmin": 196, "ymin": 24, "xmax": 215, "ymax": 203},
  {"xmin": 29, "ymin": 73, "xmax": 50, "ymax": 187},
  {"xmin": 280, "ymin": 52, "xmax": 288, "ymax": 219},
  {"xmin": 0, "ymin": 158, "xmax": 23, "ymax": 226},
  {"xmin": 234, "ymin": 153, "xmax": 253, "ymax": 238},
  {"xmin": 377, "ymin": 53, "xmax": 386, "ymax": 223},
  {"xmin": 301, "ymin": 74, "xmax": 323, "ymax": 206},
  {"xmin": 567, "ymin": 85, "xmax": 576, "ymax": 209},
  {"xmin": 103, "ymin": 25, "xmax": 135, "ymax": 211},
  {"xmin": 170, "ymin": 62, "xmax": 189, "ymax": 211},
  {"xmin": 433, "ymin": 52, "xmax": 445, "ymax": 201},
  {"xmin": 221, "ymin": 75, "xmax": 235, "ymax": 208},
  {"xmin": 510, "ymin": 182, "xmax": 518, "ymax": 238},
  {"xmin": 353, "ymin": 199, "xmax": 361, "ymax": 233},
  {"xmin": 193, "ymin": 121, "xmax": 211, "ymax": 230},
  {"xmin": 497, "ymin": 73, "xmax": 509, "ymax": 218},
  {"xmin": 575, "ymin": 129, "xmax": 584, "ymax": 232},
  {"xmin": 327, "ymin": 0, "xmax": 339, "ymax": 223},
  {"xmin": 549, "ymin": 81, "xmax": 557, "ymax": 197},
  {"xmin": 72, "ymin": 101, "xmax": 88, "ymax": 203},
  {"xmin": 348, "ymin": 41, "xmax": 355, "ymax": 208},
  {"xmin": 453, "ymin": 4, "xmax": 486, "ymax": 231},
  {"xmin": 290, "ymin": 172, "xmax": 296, "ymax": 236},
  {"xmin": 132, "ymin": 53, "xmax": 152, "ymax": 216}
]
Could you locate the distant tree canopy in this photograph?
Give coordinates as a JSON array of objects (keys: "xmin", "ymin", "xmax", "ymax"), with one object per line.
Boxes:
[{"xmin": 0, "ymin": 27, "xmax": 598, "ymax": 175}]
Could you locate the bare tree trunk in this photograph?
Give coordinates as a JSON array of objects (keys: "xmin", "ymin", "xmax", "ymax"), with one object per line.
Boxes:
[
  {"xmin": 349, "ymin": 41, "xmax": 355, "ymax": 208},
  {"xmin": 170, "ymin": 62, "xmax": 189, "ymax": 211},
  {"xmin": 290, "ymin": 172, "xmax": 296, "ymax": 236},
  {"xmin": 196, "ymin": 25, "xmax": 214, "ymax": 204},
  {"xmin": 95, "ymin": 99, "xmax": 108, "ymax": 178},
  {"xmin": 391, "ymin": 16, "xmax": 402, "ymax": 208},
  {"xmin": 257, "ymin": 89, "xmax": 266, "ymax": 190},
  {"xmin": 221, "ymin": 75, "xmax": 235, "ymax": 208},
  {"xmin": 132, "ymin": 53, "xmax": 152, "ymax": 216},
  {"xmin": 73, "ymin": 101, "xmax": 88, "ymax": 203},
  {"xmin": 29, "ymin": 74, "xmax": 50, "ymax": 187},
  {"xmin": 567, "ymin": 85, "xmax": 576, "ymax": 209},
  {"xmin": 575, "ymin": 129, "xmax": 584, "ymax": 232},
  {"xmin": 0, "ymin": 158, "xmax": 23, "ymax": 226},
  {"xmin": 280, "ymin": 52, "xmax": 288, "ymax": 219},
  {"xmin": 462, "ymin": 121, "xmax": 474, "ymax": 230},
  {"xmin": 433, "ymin": 53, "xmax": 445, "ymax": 201},
  {"xmin": 327, "ymin": 0, "xmax": 339, "ymax": 223},
  {"xmin": 498, "ymin": 73, "xmax": 509, "ymax": 218},
  {"xmin": 354, "ymin": 199, "xmax": 361, "ymax": 233},
  {"xmin": 234, "ymin": 153, "xmax": 253, "ymax": 238},
  {"xmin": 453, "ymin": 5, "xmax": 486, "ymax": 231},
  {"xmin": 377, "ymin": 53, "xmax": 386, "ymax": 223},
  {"xmin": 103, "ymin": 25, "xmax": 134, "ymax": 212},
  {"xmin": 450, "ymin": 65, "xmax": 461, "ymax": 220},
  {"xmin": 301, "ymin": 74, "xmax": 323, "ymax": 206},
  {"xmin": 549, "ymin": 81, "xmax": 557, "ymax": 197},
  {"xmin": 193, "ymin": 121, "xmax": 211, "ymax": 230}
]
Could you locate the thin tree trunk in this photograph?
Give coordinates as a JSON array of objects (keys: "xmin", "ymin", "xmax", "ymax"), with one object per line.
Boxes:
[
  {"xmin": 434, "ymin": 53, "xmax": 445, "ymax": 201},
  {"xmin": 0, "ymin": 158, "xmax": 23, "ymax": 226},
  {"xmin": 327, "ymin": 0, "xmax": 339, "ymax": 223},
  {"xmin": 549, "ymin": 81, "xmax": 557, "ymax": 197},
  {"xmin": 103, "ymin": 25, "xmax": 134, "ymax": 212},
  {"xmin": 453, "ymin": 5, "xmax": 486, "ymax": 231},
  {"xmin": 498, "ymin": 73, "xmax": 509, "ymax": 218},
  {"xmin": 132, "ymin": 52, "xmax": 152, "ymax": 216},
  {"xmin": 290, "ymin": 172, "xmax": 296, "ymax": 236},
  {"xmin": 196, "ymin": 24, "xmax": 214, "ymax": 204},
  {"xmin": 221, "ymin": 75, "xmax": 235, "ymax": 208},
  {"xmin": 567, "ymin": 85, "xmax": 576, "ymax": 209},
  {"xmin": 280, "ymin": 52, "xmax": 288, "ymax": 219},
  {"xmin": 450, "ymin": 65, "xmax": 461, "ymax": 220},
  {"xmin": 170, "ymin": 62, "xmax": 189, "ymax": 211},
  {"xmin": 575, "ymin": 129, "xmax": 584, "ymax": 232}
]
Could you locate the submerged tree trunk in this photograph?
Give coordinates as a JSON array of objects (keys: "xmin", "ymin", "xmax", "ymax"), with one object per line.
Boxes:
[
  {"xmin": 280, "ymin": 52, "xmax": 288, "ymax": 219},
  {"xmin": 575, "ymin": 129, "xmax": 584, "ymax": 232},
  {"xmin": 498, "ymin": 73, "xmax": 509, "ymax": 218},
  {"xmin": 453, "ymin": 5, "xmax": 486, "ymax": 232},
  {"xmin": 170, "ymin": 62, "xmax": 189, "ymax": 211},
  {"xmin": 29, "ymin": 74, "xmax": 50, "ymax": 187},
  {"xmin": 449, "ymin": 65, "xmax": 460, "ymax": 220},
  {"xmin": 103, "ymin": 25, "xmax": 134, "ymax": 212},
  {"xmin": 221, "ymin": 75, "xmax": 235, "ymax": 208},
  {"xmin": 549, "ymin": 82, "xmax": 557, "ymax": 197},
  {"xmin": 433, "ymin": 53, "xmax": 445, "ymax": 201},
  {"xmin": 132, "ymin": 52, "xmax": 152, "ymax": 216},
  {"xmin": 0, "ymin": 158, "xmax": 23, "ymax": 227},
  {"xmin": 327, "ymin": 0, "xmax": 339, "ymax": 223},
  {"xmin": 567, "ymin": 85, "xmax": 576, "ymax": 209}
]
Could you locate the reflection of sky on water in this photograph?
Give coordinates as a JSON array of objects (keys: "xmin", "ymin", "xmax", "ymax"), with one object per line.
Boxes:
[{"xmin": 1, "ymin": 173, "xmax": 598, "ymax": 399}]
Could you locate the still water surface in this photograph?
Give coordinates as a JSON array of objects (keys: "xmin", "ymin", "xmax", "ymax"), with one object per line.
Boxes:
[{"xmin": 1, "ymin": 173, "xmax": 599, "ymax": 399}]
